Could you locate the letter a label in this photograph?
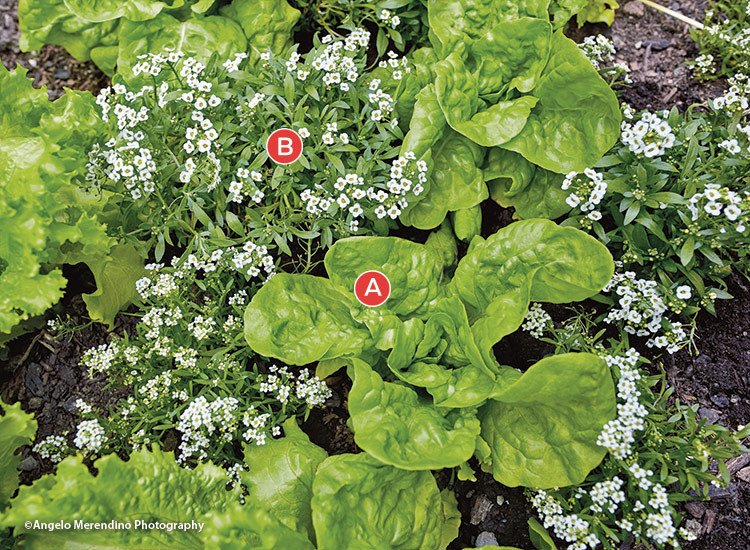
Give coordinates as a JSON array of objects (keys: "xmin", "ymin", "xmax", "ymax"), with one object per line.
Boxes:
[{"xmin": 354, "ymin": 270, "xmax": 391, "ymax": 307}]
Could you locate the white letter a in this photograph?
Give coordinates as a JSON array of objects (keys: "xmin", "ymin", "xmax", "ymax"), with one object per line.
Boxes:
[{"xmin": 364, "ymin": 278, "xmax": 381, "ymax": 296}]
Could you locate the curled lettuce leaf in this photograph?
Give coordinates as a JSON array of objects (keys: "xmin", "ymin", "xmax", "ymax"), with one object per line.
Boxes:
[
  {"xmin": 325, "ymin": 236, "xmax": 444, "ymax": 318},
  {"xmin": 241, "ymin": 418, "xmax": 326, "ymax": 542},
  {"xmin": 400, "ymin": 129, "xmax": 487, "ymax": 230},
  {"xmin": 500, "ymin": 31, "xmax": 620, "ymax": 173},
  {"xmin": 220, "ymin": 0, "xmax": 300, "ymax": 64},
  {"xmin": 428, "ymin": 0, "xmax": 549, "ymax": 57},
  {"xmin": 480, "ymin": 353, "xmax": 616, "ymax": 488},
  {"xmin": 451, "ymin": 219, "xmax": 613, "ymax": 358},
  {"xmin": 117, "ymin": 13, "xmax": 247, "ymax": 80},
  {"xmin": 244, "ymin": 273, "xmax": 371, "ymax": 364},
  {"xmin": 347, "ymin": 358, "xmax": 480, "ymax": 469},
  {"xmin": 1, "ymin": 448, "xmax": 239, "ymax": 549},
  {"xmin": 0, "ymin": 65, "xmax": 120, "ymax": 334},
  {"xmin": 312, "ymin": 453, "xmax": 443, "ymax": 550},
  {"xmin": 0, "ymin": 401, "xmax": 37, "ymax": 508}
]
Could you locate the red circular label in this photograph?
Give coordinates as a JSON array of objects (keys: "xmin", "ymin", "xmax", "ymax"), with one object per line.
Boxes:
[
  {"xmin": 354, "ymin": 271, "xmax": 391, "ymax": 307},
  {"xmin": 266, "ymin": 128, "xmax": 303, "ymax": 165}
]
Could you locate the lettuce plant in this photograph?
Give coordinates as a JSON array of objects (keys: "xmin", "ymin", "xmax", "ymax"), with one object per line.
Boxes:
[
  {"xmin": 18, "ymin": 0, "xmax": 300, "ymax": 77},
  {"xmin": 0, "ymin": 65, "xmax": 142, "ymax": 335},
  {"xmin": 1, "ymin": 419, "xmax": 463, "ymax": 549},
  {"xmin": 387, "ymin": 0, "xmax": 621, "ymax": 229},
  {"xmin": 0, "ymin": 401, "xmax": 36, "ymax": 509},
  {"xmin": 244, "ymin": 219, "xmax": 618, "ymax": 488}
]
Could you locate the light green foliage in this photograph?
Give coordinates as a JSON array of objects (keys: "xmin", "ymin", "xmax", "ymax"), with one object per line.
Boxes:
[
  {"xmin": 479, "ymin": 354, "xmax": 615, "ymax": 487},
  {"xmin": 220, "ymin": 0, "xmax": 300, "ymax": 63},
  {"xmin": 245, "ymin": 221, "xmax": 616, "ymax": 485},
  {"xmin": 1, "ymin": 448, "xmax": 239, "ymax": 549},
  {"xmin": 241, "ymin": 418, "xmax": 327, "ymax": 541},
  {"xmin": 1, "ymin": 433, "xmax": 459, "ymax": 549},
  {"xmin": 0, "ymin": 65, "xmax": 127, "ymax": 334},
  {"xmin": 17, "ymin": 0, "xmax": 301, "ymax": 76},
  {"xmin": 501, "ymin": 31, "xmax": 621, "ymax": 173},
  {"xmin": 399, "ymin": 1, "xmax": 620, "ymax": 228},
  {"xmin": 0, "ymin": 402, "xmax": 37, "ymax": 508},
  {"xmin": 401, "ymin": 130, "xmax": 487, "ymax": 229},
  {"xmin": 116, "ymin": 13, "xmax": 247, "ymax": 79},
  {"xmin": 347, "ymin": 358, "xmax": 481, "ymax": 470},
  {"xmin": 312, "ymin": 453, "xmax": 443, "ymax": 550}
]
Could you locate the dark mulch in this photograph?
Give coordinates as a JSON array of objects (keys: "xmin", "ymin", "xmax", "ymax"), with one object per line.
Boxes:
[{"xmin": 0, "ymin": 0, "xmax": 109, "ymax": 99}]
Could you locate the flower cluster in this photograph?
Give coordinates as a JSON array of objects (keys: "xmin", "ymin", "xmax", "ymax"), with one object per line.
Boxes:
[
  {"xmin": 602, "ymin": 267, "xmax": 688, "ymax": 353},
  {"xmin": 521, "ymin": 303, "xmax": 552, "ymax": 338},
  {"xmin": 73, "ymin": 419, "xmax": 106, "ymax": 454},
  {"xmin": 33, "ymin": 435, "xmax": 69, "ymax": 463},
  {"xmin": 76, "ymin": 239, "xmax": 328, "ymax": 468},
  {"xmin": 531, "ymin": 348, "xmax": 698, "ymax": 549},
  {"xmin": 308, "ymin": 28, "xmax": 371, "ymax": 91},
  {"xmin": 300, "ymin": 153, "xmax": 427, "ymax": 233},
  {"xmin": 596, "ymin": 349, "xmax": 647, "ymax": 459},
  {"xmin": 378, "ymin": 8, "xmax": 401, "ymax": 28},
  {"xmin": 686, "ymin": 183, "xmax": 750, "ymax": 234},
  {"xmin": 711, "ymin": 73, "xmax": 750, "ymax": 114},
  {"xmin": 562, "ymin": 168, "xmax": 607, "ymax": 224},
  {"xmin": 620, "ymin": 111, "xmax": 677, "ymax": 157},
  {"xmin": 88, "ymin": 51, "xmax": 226, "ymax": 202},
  {"xmin": 580, "ymin": 34, "xmax": 616, "ymax": 70}
]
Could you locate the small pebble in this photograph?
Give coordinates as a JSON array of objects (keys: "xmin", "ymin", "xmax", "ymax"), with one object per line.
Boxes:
[
  {"xmin": 53, "ymin": 69, "xmax": 71, "ymax": 79},
  {"xmin": 18, "ymin": 456, "xmax": 38, "ymax": 472},
  {"xmin": 475, "ymin": 531, "xmax": 499, "ymax": 547}
]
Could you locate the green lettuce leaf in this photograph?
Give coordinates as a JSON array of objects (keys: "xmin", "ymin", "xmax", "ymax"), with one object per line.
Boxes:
[
  {"xmin": 311, "ymin": 453, "xmax": 443, "ymax": 550},
  {"xmin": 18, "ymin": 0, "xmax": 119, "ymax": 73},
  {"xmin": 117, "ymin": 13, "xmax": 247, "ymax": 80},
  {"xmin": 451, "ymin": 219, "xmax": 613, "ymax": 358},
  {"xmin": 480, "ymin": 353, "xmax": 616, "ymax": 487},
  {"xmin": 325, "ymin": 236, "xmax": 444, "ymax": 318},
  {"xmin": 220, "ymin": 0, "xmax": 300, "ymax": 63},
  {"xmin": 500, "ymin": 30, "xmax": 620, "ymax": 173},
  {"xmin": 1, "ymin": 448, "xmax": 239, "ymax": 549},
  {"xmin": 469, "ymin": 18, "xmax": 552, "ymax": 95},
  {"xmin": 79, "ymin": 244, "xmax": 146, "ymax": 327},
  {"xmin": 347, "ymin": 358, "xmax": 480, "ymax": 469},
  {"xmin": 0, "ymin": 401, "xmax": 37, "ymax": 508},
  {"xmin": 401, "ymin": 129, "xmax": 487, "ymax": 230},
  {"xmin": 241, "ymin": 418, "xmax": 327, "ymax": 542},
  {"xmin": 428, "ymin": 0, "xmax": 549, "ymax": 57},
  {"xmin": 487, "ymin": 150, "xmax": 570, "ymax": 219},
  {"xmin": 203, "ymin": 503, "xmax": 316, "ymax": 550},
  {"xmin": 244, "ymin": 273, "xmax": 370, "ymax": 364},
  {"xmin": 0, "ymin": 65, "xmax": 113, "ymax": 334},
  {"xmin": 439, "ymin": 489, "xmax": 461, "ymax": 550},
  {"xmin": 62, "ymin": 0, "xmax": 184, "ymax": 22}
]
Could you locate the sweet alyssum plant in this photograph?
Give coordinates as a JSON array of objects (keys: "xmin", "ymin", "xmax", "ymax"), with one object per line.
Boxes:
[
  {"xmin": 244, "ymin": 219, "xmax": 618, "ymax": 488},
  {"xmin": 85, "ymin": 29, "xmax": 425, "ymax": 262},
  {"xmin": 40, "ymin": 237, "xmax": 330, "ymax": 473},
  {"xmin": 561, "ymin": 80, "xmax": 750, "ymax": 316}
]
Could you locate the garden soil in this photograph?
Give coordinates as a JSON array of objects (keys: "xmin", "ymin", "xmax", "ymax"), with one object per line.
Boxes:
[{"xmin": 1, "ymin": 0, "xmax": 748, "ymax": 548}]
